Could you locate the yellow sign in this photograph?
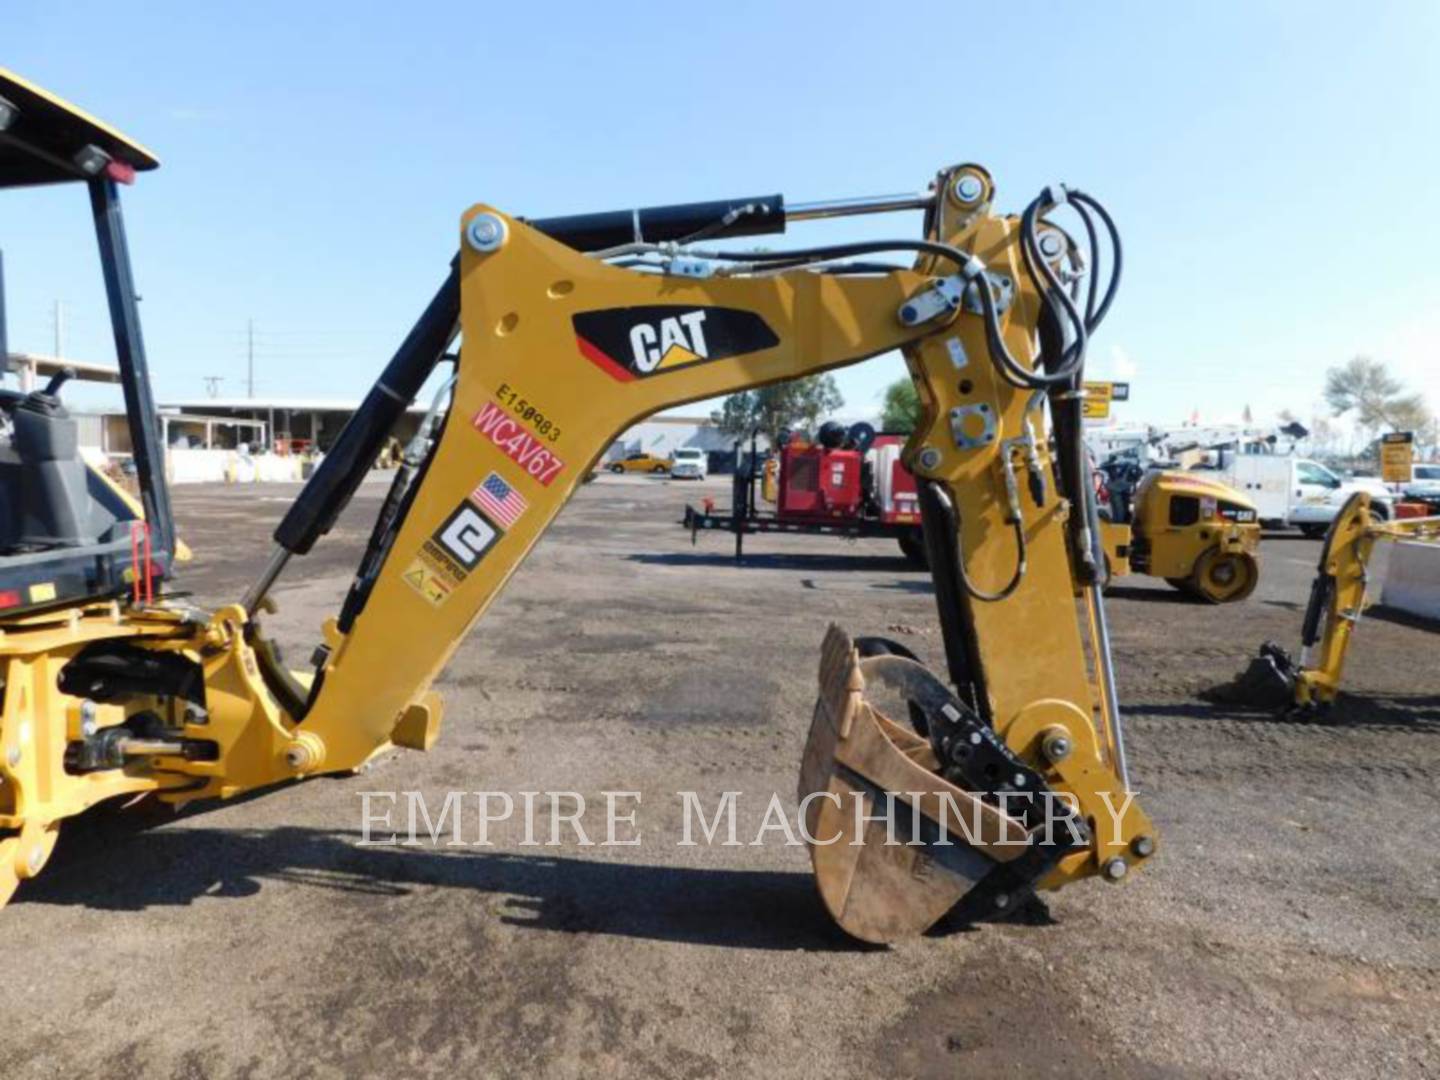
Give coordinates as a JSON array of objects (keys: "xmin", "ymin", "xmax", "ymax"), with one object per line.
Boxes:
[
  {"xmin": 1082, "ymin": 381, "xmax": 1129, "ymax": 420},
  {"xmin": 402, "ymin": 557, "xmax": 453, "ymax": 607},
  {"xmin": 1381, "ymin": 432, "xmax": 1414, "ymax": 484}
]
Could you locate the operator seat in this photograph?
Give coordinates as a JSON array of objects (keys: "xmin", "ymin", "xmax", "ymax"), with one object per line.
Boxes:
[{"xmin": 0, "ymin": 370, "xmax": 145, "ymax": 608}]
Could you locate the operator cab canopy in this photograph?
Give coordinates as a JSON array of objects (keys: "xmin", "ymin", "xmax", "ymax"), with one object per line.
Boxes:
[
  {"xmin": 0, "ymin": 66, "xmax": 158, "ymax": 188},
  {"xmin": 1, "ymin": 67, "xmax": 165, "ymax": 614}
]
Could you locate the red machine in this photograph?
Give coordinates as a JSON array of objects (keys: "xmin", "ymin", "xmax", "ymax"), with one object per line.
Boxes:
[
  {"xmin": 869, "ymin": 435, "xmax": 921, "ymax": 527},
  {"xmin": 683, "ymin": 424, "xmax": 927, "ymax": 563},
  {"xmin": 778, "ymin": 443, "xmax": 863, "ymax": 519}
]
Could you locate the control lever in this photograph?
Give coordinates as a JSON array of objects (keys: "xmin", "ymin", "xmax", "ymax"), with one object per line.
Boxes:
[{"xmin": 41, "ymin": 365, "xmax": 76, "ymax": 398}]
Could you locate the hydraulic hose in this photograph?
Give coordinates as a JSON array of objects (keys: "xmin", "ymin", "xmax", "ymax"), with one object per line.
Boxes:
[{"xmin": 697, "ymin": 238, "xmax": 984, "ymax": 273}]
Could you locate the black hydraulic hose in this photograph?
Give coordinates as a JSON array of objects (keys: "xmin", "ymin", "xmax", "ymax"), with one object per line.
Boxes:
[
  {"xmin": 957, "ymin": 516, "xmax": 1027, "ymax": 603},
  {"xmin": 818, "ymin": 261, "xmax": 909, "ymax": 274},
  {"xmin": 1071, "ymin": 196, "xmax": 1102, "ymax": 326},
  {"xmin": 1070, "ymin": 228, "xmax": 1115, "ymax": 580},
  {"xmin": 917, "ymin": 480, "xmax": 987, "ymax": 716},
  {"xmin": 1069, "ymin": 191, "xmax": 1123, "ymax": 329},
  {"xmin": 1053, "ymin": 189, "xmax": 1123, "ymax": 583},
  {"xmin": 1003, "ymin": 186, "xmax": 1122, "ymax": 583},
  {"xmin": 708, "ymin": 230, "xmax": 1092, "ymax": 393},
  {"xmin": 972, "ymin": 196, "xmax": 1086, "ymax": 389},
  {"xmin": 1033, "ymin": 285, "xmax": 1101, "ymax": 581},
  {"xmin": 978, "ymin": 280, "xmax": 1084, "ymax": 389},
  {"xmin": 924, "ymin": 481, "xmax": 1026, "ymax": 602},
  {"xmin": 702, "ymin": 238, "xmax": 977, "ymax": 270},
  {"xmin": 1020, "ymin": 196, "xmax": 1089, "ymax": 370},
  {"xmin": 976, "ymin": 187, "xmax": 1123, "ymax": 393}
]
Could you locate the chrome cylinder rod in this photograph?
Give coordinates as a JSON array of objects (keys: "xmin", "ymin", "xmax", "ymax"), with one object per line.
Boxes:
[
  {"xmin": 1088, "ymin": 582, "xmax": 1131, "ymax": 792},
  {"xmin": 241, "ymin": 545, "xmax": 292, "ymax": 616},
  {"xmin": 786, "ymin": 191, "xmax": 934, "ymax": 222},
  {"xmin": 118, "ymin": 738, "xmax": 187, "ymax": 757}
]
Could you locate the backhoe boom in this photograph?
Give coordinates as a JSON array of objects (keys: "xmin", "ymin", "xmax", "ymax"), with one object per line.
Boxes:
[{"xmin": 2, "ymin": 134, "xmax": 1155, "ymax": 937}]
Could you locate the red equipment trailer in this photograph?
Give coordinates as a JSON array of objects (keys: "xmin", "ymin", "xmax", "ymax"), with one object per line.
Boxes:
[{"xmin": 681, "ymin": 425, "xmax": 927, "ymax": 564}]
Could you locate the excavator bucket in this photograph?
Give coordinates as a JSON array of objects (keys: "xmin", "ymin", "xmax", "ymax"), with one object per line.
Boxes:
[
  {"xmin": 1209, "ymin": 640, "xmax": 1300, "ymax": 711},
  {"xmin": 799, "ymin": 625, "xmax": 1076, "ymax": 944}
]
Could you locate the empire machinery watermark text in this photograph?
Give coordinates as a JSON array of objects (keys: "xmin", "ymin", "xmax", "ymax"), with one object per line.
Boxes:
[{"xmin": 356, "ymin": 789, "xmax": 1135, "ymax": 848}]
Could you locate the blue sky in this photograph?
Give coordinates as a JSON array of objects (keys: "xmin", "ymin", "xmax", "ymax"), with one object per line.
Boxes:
[{"xmin": 3, "ymin": 0, "xmax": 1437, "ymax": 430}]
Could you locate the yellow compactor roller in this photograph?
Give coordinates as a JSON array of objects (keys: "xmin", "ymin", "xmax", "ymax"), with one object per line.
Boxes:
[{"xmin": 1100, "ymin": 466, "xmax": 1262, "ymax": 603}]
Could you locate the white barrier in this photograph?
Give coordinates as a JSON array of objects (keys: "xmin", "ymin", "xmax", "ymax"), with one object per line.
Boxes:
[
  {"xmin": 168, "ymin": 449, "xmax": 230, "ymax": 484},
  {"xmin": 1380, "ymin": 540, "xmax": 1440, "ymax": 621},
  {"xmin": 167, "ymin": 449, "xmax": 304, "ymax": 484}
]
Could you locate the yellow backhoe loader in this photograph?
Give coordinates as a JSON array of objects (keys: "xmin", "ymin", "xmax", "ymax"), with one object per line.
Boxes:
[
  {"xmin": 0, "ymin": 69, "xmax": 1154, "ymax": 941},
  {"xmin": 1226, "ymin": 492, "xmax": 1440, "ymax": 714}
]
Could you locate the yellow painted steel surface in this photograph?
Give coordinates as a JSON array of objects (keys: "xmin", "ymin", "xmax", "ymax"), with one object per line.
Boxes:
[{"xmin": 1, "ymin": 162, "xmax": 1151, "ymax": 914}]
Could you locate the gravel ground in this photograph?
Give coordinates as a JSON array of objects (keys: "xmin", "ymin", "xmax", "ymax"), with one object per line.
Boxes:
[{"xmin": 2, "ymin": 474, "xmax": 1436, "ymax": 1078}]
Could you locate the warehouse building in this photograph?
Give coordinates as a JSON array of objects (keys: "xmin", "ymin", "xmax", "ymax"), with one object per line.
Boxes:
[{"xmin": 157, "ymin": 397, "xmax": 428, "ymax": 454}]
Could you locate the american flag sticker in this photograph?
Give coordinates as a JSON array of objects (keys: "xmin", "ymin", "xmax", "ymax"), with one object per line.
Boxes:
[{"xmin": 470, "ymin": 472, "xmax": 528, "ymax": 528}]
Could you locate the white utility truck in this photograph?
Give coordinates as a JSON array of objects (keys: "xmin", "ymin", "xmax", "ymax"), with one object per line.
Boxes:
[{"xmin": 1211, "ymin": 454, "xmax": 1392, "ymax": 536}]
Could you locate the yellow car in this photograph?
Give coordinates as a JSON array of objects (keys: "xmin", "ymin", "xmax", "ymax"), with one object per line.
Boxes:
[{"xmin": 609, "ymin": 451, "xmax": 670, "ymax": 475}]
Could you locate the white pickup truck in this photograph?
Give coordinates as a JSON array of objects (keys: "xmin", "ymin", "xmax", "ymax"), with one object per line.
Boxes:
[
  {"xmin": 668, "ymin": 447, "xmax": 709, "ymax": 480},
  {"xmin": 1210, "ymin": 454, "xmax": 1393, "ymax": 536}
]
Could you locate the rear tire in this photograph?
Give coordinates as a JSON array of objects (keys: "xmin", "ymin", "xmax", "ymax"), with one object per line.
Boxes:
[
  {"xmin": 652, "ymin": 464, "xmax": 668, "ymax": 474},
  {"xmin": 1299, "ymin": 524, "xmax": 1327, "ymax": 539},
  {"xmin": 610, "ymin": 464, "xmax": 624, "ymax": 474},
  {"xmin": 1191, "ymin": 549, "xmax": 1259, "ymax": 604},
  {"xmin": 897, "ymin": 527, "xmax": 928, "ymax": 568}
]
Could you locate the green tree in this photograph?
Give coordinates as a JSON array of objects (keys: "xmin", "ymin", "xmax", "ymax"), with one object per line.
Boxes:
[
  {"xmin": 711, "ymin": 375, "xmax": 843, "ymax": 446},
  {"xmin": 1324, "ymin": 356, "xmax": 1431, "ymax": 435},
  {"xmin": 879, "ymin": 378, "xmax": 921, "ymax": 433}
]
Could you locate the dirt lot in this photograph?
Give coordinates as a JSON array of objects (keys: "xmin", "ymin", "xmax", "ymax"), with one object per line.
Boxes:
[{"xmin": 4, "ymin": 475, "xmax": 1437, "ymax": 1078}]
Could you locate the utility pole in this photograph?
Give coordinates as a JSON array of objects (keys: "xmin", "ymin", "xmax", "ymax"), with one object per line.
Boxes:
[
  {"xmin": 203, "ymin": 375, "xmax": 224, "ymax": 398},
  {"xmin": 52, "ymin": 299, "xmax": 65, "ymax": 358},
  {"xmin": 246, "ymin": 318, "xmax": 255, "ymax": 398}
]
